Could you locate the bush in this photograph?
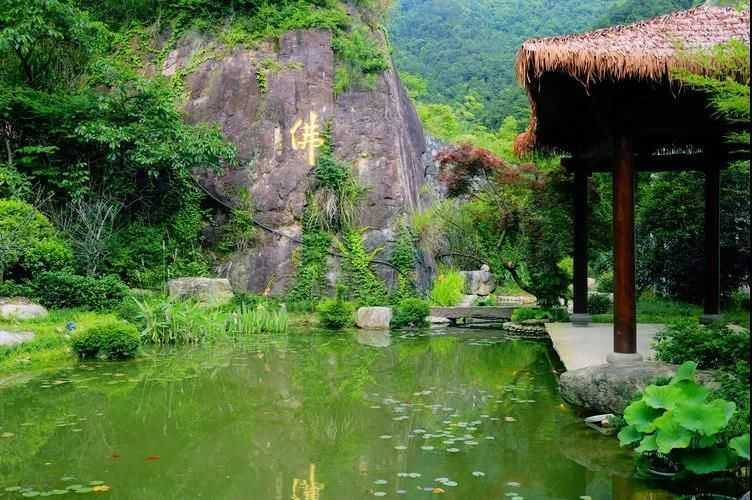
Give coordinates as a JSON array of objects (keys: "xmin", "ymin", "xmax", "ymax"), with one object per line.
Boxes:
[
  {"xmin": 544, "ymin": 307, "xmax": 570, "ymax": 322},
  {"xmin": 71, "ymin": 321, "xmax": 141, "ymax": 360},
  {"xmin": 596, "ymin": 271, "xmax": 614, "ymax": 294},
  {"xmin": 30, "ymin": 271, "xmax": 128, "ymax": 310},
  {"xmin": 391, "ymin": 298, "xmax": 430, "ymax": 329},
  {"xmin": 474, "ymin": 294, "xmax": 497, "ymax": 307},
  {"xmin": 653, "ymin": 321, "xmax": 749, "ymax": 372},
  {"xmin": 21, "ymin": 238, "xmax": 75, "ymax": 274},
  {"xmin": 587, "ymin": 293, "xmax": 612, "ymax": 314},
  {"xmin": 0, "ymin": 280, "xmax": 33, "ymax": 299},
  {"xmin": 511, "ymin": 307, "xmax": 543, "ymax": 322},
  {"xmin": 429, "ymin": 270, "xmax": 465, "ymax": 306},
  {"xmin": 316, "ymin": 285, "xmax": 355, "ymax": 329}
]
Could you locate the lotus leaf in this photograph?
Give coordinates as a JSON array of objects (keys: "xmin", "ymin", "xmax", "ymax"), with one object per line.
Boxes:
[
  {"xmin": 673, "ymin": 399, "xmax": 735, "ymax": 436},
  {"xmin": 642, "ymin": 384, "xmax": 683, "ymax": 410},
  {"xmin": 671, "ymin": 361, "xmax": 698, "ymax": 382},
  {"xmin": 617, "ymin": 424, "xmax": 643, "ymax": 446},
  {"xmin": 729, "ymin": 433, "xmax": 750, "ymax": 460},
  {"xmin": 635, "ymin": 434, "xmax": 658, "ymax": 453},
  {"xmin": 680, "ymin": 448, "xmax": 728, "ymax": 474},
  {"xmin": 623, "ymin": 400, "xmax": 662, "ymax": 433},
  {"xmin": 653, "ymin": 411, "xmax": 693, "ymax": 454}
]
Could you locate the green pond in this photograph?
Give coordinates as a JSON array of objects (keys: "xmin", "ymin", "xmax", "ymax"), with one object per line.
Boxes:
[{"xmin": 0, "ymin": 327, "xmax": 740, "ymax": 499}]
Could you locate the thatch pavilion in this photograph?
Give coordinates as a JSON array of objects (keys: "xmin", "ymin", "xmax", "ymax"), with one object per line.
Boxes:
[{"xmin": 514, "ymin": 6, "xmax": 750, "ymax": 362}]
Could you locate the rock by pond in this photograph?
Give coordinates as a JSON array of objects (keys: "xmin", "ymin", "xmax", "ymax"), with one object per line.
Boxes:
[
  {"xmin": 356, "ymin": 307, "xmax": 393, "ymax": 330},
  {"xmin": 0, "ymin": 300, "xmax": 48, "ymax": 320},
  {"xmin": 559, "ymin": 361, "xmax": 721, "ymax": 415},
  {"xmin": 0, "ymin": 330, "xmax": 35, "ymax": 346},
  {"xmin": 166, "ymin": 278, "xmax": 234, "ymax": 305},
  {"xmin": 460, "ymin": 264, "xmax": 496, "ymax": 296}
]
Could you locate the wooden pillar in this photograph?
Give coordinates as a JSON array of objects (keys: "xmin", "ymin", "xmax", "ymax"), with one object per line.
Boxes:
[
  {"xmin": 702, "ymin": 166, "xmax": 723, "ymax": 323},
  {"xmin": 608, "ymin": 136, "xmax": 640, "ymax": 362},
  {"xmin": 571, "ymin": 168, "xmax": 590, "ymax": 325}
]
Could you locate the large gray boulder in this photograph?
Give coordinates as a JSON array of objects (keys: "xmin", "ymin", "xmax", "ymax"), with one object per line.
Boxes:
[
  {"xmin": 0, "ymin": 330, "xmax": 34, "ymax": 346},
  {"xmin": 167, "ymin": 278, "xmax": 234, "ymax": 306},
  {"xmin": 559, "ymin": 361, "xmax": 721, "ymax": 415},
  {"xmin": 0, "ymin": 302, "xmax": 48, "ymax": 320},
  {"xmin": 356, "ymin": 307, "xmax": 393, "ymax": 330},
  {"xmin": 460, "ymin": 265, "xmax": 496, "ymax": 296}
]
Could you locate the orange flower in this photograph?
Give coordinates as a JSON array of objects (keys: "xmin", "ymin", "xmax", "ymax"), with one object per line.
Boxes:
[{"xmin": 93, "ymin": 485, "xmax": 111, "ymax": 492}]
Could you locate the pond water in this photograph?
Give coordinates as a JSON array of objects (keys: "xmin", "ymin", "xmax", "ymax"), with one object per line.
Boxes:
[{"xmin": 0, "ymin": 327, "xmax": 736, "ymax": 499}]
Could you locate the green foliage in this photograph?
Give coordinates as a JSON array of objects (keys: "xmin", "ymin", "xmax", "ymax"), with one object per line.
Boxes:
[
  {"xmin": 511, "ymin": 307, "xmax": 544, "ymax": 322},
  {"xmin": 545, "ymin": 307, "xmax": 570, "ymax": 323},
  {"xmin": 618, "ymin": 361, "xmax": 746, "ymax": 475},
  {"xmin": 29, "ymin": 271, "xmax": 127, "ymax": 310},
  {"xmin": 592, "ymin": 0, "xmax": 693, "ymax": 28},
  {"xmin": 429, "ymin": 270, "xmax": 464, "ymax": 306},
  {"xmin": 218, "ymin": 202, "xmax": 256, "ymax": 255},
  {"xmin": 654, "ymin": 321, "xmax": 750, "ymax": 372},
  {"xmin": 389, "ymin": 215, "xmax": 418, "ymax": 301},
  {"xmin": 227, "ymin": 302, "xmax": 288, "ymax": 335},
  {"xmin": 474, "ymin": 294, "xmax": 497, "ymax": 307},
  {"xmin": 587, "ymin": 293, "xmax": 612, "ymax": 315},
  {"xmin": 390, "ymin": 297, "xmax": 429, "ymax": 329},
  {"xmin": 596, "ymin": 271, "xmax": 614, "ymax": 294},
  {"xmin": 288, "ymin": 231, "xmax": 331, "ymax": 303},
  {"xmin": 316, "ymin": 284, "xmax": 355, "ymax": 329},
  {"xmin": 311, "ymin": 140, "xmax": 365, "ymax": 232},
  {"xmin": 0, "ymin": 198, "xmax": 73, "ymax": 282},
  {"xmin": 70, "ymin": 320, "xmax": 140, "ymax": 361},
  {"xmin": 337, "ymin": 228, "xmax": 388, "ymax": 306},
  {"xmin": 332, "ymin": 25, "xmax": 389, "ymax": 93}
]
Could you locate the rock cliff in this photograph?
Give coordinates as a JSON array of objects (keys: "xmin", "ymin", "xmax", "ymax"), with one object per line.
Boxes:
[{"xmin": 158, "ymin": 27, "xmax": 432, "ymax": 293}]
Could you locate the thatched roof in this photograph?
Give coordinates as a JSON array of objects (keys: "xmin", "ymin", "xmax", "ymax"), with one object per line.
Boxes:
[{"xmin": 514, "ymin": 5, "xmax": 750, "ymax": 155}]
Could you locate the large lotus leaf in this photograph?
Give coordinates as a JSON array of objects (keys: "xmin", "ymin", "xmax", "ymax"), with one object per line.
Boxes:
[
  {"xmin": 617, "ymin": 425, "xmax": 643, "ymax": 446},
  {"xmin": 643, "ymin": 384, "xmax": 683, "ymax": 410},
  {"xmin": 694, "ymin": 434, "xmax": 717, "ymax": 448},
  {"xmin": 679, "ymin": 448, "xmax": 729, "ymax": 474},
  {"xmin": 672, "ymin": 379, "xmax": 709, "ymax": 404},
  {"xmin": 673, "ymin": 399, "xmax": 736, "ymax": 436},
  {"xmin": 635, "ymin": 434, "xmax": 658, "ymax": 453},
  {"xmin": 729, "ymin": 433, "xmax": 750, "ymax": 460},
  {"xmin": 671, "ymin": 361, "xmax": 698, "ymax": 383},
  {"xmin": 624, "ymin": 400, "xmax": 663, "ymax": 432},
  {"xmin": 654, "ymin": 411, "xmax": 693, "ymax": 454}
]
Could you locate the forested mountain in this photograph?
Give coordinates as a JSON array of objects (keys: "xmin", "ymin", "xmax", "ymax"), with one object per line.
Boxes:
[{"xmin": 389, "ymin": 0, "xmax": 698, "ymax": 129}]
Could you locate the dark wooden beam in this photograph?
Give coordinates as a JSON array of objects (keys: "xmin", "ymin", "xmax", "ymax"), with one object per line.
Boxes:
[
  {"xmin": 572, "ymin": 169, "xmax": 589, "ymax": 321},
  {"xmin": 702, "ymin": 167, "xmax": 723, "ymax": 323},
  {"xmin": 612, "ymin": 136, "xmax": 637, "ymax": 355},
  {"xmin": 562, "ymin": 153, "xmax": 710, "ymax": 173}
]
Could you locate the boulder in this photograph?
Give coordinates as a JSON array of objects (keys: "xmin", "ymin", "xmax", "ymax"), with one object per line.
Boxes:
[
  {"xmin": 356, "ymin": 307, "xmax": 393, "ymax": 330},
  {"xmin": 427, "ymin": 316, "xmax": 450, "ymax": 325},
  {"xmin": 458, "ymin": 294, "xmax": 478, "ymax": 307},
  {"xmin": 559, "ymin": 361, "xmax": 721, "ymax": 415},
  {"xmin": 0, "ymin": 302, "xmax": 48, "ymax": 320},
  {"xmin": 460, "ymin": 264, "xmax": 496, "ymax": 296},
  {"xmin": 167, "ymin": 278, "xmax": 234, "ymax": 305},
  {"xmin": 0, "ymin": 330, "xmax": 34, "ymax": 346}
]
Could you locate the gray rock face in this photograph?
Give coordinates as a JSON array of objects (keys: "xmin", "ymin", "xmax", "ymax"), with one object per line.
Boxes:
[
  {"xmin": 559, "ymin": 361, "xmax": 721, "ymax": 415},
  {"xmin": 0, "ymin": 303, "xmax": 48, "ymax": 320},
  {"xmin": 460, "ymin": 265, "xmax": 496, "ymax": 296},
  {"xmin": 167, "ymin": 278, "xmax": 234, "ymax": 305},
  {"xmin": 356, "ymin": 307, "xmax": 393, "ymax": 330},
  {"xmin": 164, "ymin": 27, "xmax": 432, "ymax": 293}
]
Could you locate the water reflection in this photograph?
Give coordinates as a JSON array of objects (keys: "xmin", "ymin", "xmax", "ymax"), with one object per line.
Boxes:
[{"xmin": 0, "ymin": 328, "xmax": 701, "ymax": 499}]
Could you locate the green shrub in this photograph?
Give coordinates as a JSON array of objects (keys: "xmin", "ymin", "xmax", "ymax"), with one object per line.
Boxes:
[
  {"xmin": 337, "ymin": 229, "xmax": 388, "ymax": 307},
  {"xmin": 587, "ymin": 293, "xmax": 612, "ymax": 315},
  {"xmin": 316, "ymin": 286, "xmax": 355, "ymax": 329},
  {"xmin": 391, "ymin": 298, "xmax": 430, "ymax": 329},
  {"xmin": 71, "ymin": 321, "xmax": 141, "ymax": 361},
  {"xmin": 618, "ymin": 361, "xmax": 748, "ymax": 475},
  {"xmin": 0, "ymin": 280, "xmax": 33, "ymax": 298},
  {"xmin": 0, "ymin": 198, "xmax": 72, "ymax": 281},
  {"xmin": 511, "ymin": 307, "xmax": 543, "ymax": 322},
  {"xmin": 596, "ymin": 271, "xmax": 614, "ymax": 294},
  {"xmin": 653, "ymin": 321, "xmax": 749, "ymax": 372},
  {"xmin": 544, "ymin": 307, "xmax": 570, "ymax": 322},
  {"xmin": 30, "ymin": 272, "xmax": 128, "ymax": 310},
  {"xmin": 475, "ymin": 294, "xmax": 497, "ymax": 307},
  {"xmin": 227, "ymin": 303, "xmax": 288, "ymax": 335},
  {"xmin": 429, "ymin": 270, "xmax": 464, "ymax": 306}
]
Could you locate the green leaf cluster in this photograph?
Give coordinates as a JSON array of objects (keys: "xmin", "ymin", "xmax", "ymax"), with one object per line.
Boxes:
[{"xmin": 618, "ymin": 361, "xmax": 749, "ymax": 475}]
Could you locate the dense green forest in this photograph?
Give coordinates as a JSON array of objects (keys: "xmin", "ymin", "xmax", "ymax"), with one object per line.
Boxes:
[{"xmin": 389, "ymin": 0, "xmax": 696, "ymax": 132}]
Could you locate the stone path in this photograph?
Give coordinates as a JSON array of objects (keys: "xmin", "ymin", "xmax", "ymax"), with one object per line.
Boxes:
[
  {"xmin": 0, "ymin": 330, "xmax": 34, "ymax": 347},
  {"xmin": 545, "ymin": 323, "xmax": 662, "ymax": 371}
]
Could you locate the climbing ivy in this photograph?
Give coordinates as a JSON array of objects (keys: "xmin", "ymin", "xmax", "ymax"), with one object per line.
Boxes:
[
  {"xmin": 337, "ymin": 228, "xmax": 389, "ymax": 306},
  {"xmin": 389, "ymin": 214, "xmax": 418, "ymax": 301}
]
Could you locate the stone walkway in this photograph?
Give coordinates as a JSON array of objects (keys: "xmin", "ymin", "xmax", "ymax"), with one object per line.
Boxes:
[{"xmin": 545, "ymin": 323, "xmax": 663, "ymax": 371}]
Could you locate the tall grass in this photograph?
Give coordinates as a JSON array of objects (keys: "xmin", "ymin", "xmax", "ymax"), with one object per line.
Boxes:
[
  {"xmin": 429, "ymin": 270, "xmax": 465, "ymax": 306},
  {"xmin": 131, "ymin": 295, "xmax": 288, "ymax": 344}
]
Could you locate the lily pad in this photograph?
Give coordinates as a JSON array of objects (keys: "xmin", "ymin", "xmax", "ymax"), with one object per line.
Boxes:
[
  {"xmin": 374, "ymin": 480, "xmax": 388, "ymax": 485},
  {"xmin": 472, "ymin": 471, "xmax": 485, "ymax": 477}
]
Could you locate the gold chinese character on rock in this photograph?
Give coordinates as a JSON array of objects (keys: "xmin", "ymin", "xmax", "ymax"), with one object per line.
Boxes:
[{"xmin": 289, "ymin": 111, "xmax": 324, "ymax": 167}]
